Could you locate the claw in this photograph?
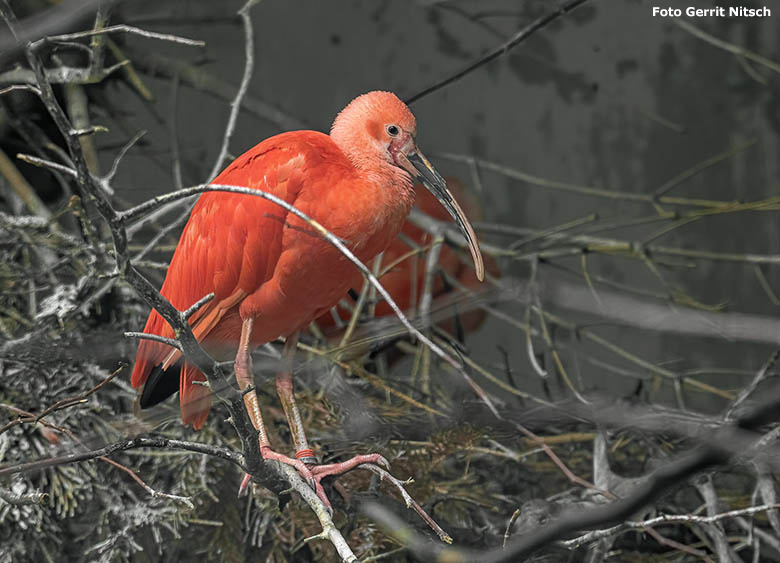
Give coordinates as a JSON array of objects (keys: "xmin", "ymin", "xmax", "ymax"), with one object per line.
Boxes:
[
  {"xmin": 238, "ymin": 472, "xmax": 252, "ymax": 497},
  {"xmin": 294, "ymin": 461, "xmax": 317, "ymax": 490},
  {"xmin": 245, "ymin": 448, "xmax": 388, "ymax": 512},
  {"xmin": 258, "ymin": 445, "xmax": 320, "ymax": 491}
]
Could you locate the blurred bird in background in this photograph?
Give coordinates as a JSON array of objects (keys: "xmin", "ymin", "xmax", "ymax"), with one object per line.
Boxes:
[{"xmin": 314, "ymin": 176, "xmax": 499, "ymax": 363}]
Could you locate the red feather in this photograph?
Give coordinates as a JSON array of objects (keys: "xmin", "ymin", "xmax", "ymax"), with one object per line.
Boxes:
[{"xmin": 132, "ymin": 130, "xmax": 414, "ymax": 428}]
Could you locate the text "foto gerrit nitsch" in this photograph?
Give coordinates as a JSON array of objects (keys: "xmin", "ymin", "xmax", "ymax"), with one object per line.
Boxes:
[{"xmin": 652, "ymin": 7, "xmax": 771, "ymax": 17}]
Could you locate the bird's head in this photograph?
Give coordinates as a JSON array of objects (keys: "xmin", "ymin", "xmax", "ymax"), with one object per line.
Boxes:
[{"xmin": 331, "ymin": 91, "xmax": 484, "ymax": 281}]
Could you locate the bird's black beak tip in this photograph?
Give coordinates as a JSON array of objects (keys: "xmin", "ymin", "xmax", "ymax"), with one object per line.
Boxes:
[{"xmin": 405, "ymin": 151, "xmax": 485, "ymax": 282}]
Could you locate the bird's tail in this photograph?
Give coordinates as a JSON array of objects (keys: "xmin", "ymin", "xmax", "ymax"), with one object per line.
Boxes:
[{"xmin": 131, "ymin": 310, "xmax": 212, "ymax": 429}]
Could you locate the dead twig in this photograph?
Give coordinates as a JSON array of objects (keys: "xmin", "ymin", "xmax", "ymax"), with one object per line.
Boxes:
[
  {"xmin": 405, "ymin": 0, "xmax": 591, "ymax": 103},
  {"xmin": 562, "ymin": 504, "xmax": 780, "ymax": 550},
  {"xmin": 360, "ymin": 463, "xmax": 452, "ymax": 544},
  {"xmin": 30, "ymin": 24, "xmax": 204, "ymax": 50},
  {"xmin": 0, "ymin": 364, "xmax": 125, "ymax": 436},
  {"xmin": 0, "ymin": 436, "xmax": 245, "ymax": 479}
]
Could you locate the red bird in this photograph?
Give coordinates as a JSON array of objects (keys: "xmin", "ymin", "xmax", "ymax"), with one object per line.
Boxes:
[{"xmin": 131, "ymin": 91, "xmax": 483, "ymax": 499}]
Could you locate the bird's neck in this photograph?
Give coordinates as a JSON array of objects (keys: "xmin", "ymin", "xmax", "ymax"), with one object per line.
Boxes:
[
  {"xmin": 331, "ymin": 133, "xmax": 416, "ymax": 208},
  {"xmin": 362, "ymin": 162, "xmax": 415, "ymax": 198}
]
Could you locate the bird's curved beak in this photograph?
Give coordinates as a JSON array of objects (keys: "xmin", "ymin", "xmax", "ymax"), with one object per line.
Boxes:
[{"xmin": 400, "ymin": 149, "xmax": 485, "ymax": 281}]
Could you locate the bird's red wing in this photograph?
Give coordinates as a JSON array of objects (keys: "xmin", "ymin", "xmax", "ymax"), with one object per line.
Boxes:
[{"xmin": 131, "ymin": 131, "xmax": 336, "ymax": 427}]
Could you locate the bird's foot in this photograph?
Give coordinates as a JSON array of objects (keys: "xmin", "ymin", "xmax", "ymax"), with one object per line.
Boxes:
[
  {"xmin": 238, "ymin": 450, "xmax": 390, "ymax": 511},
  {"xmin": 305, "ymin": 453, "xmax": 389, "ymax": 511},
  {"xmin": 238, "ymin": 446, "xmax": 317, "ymax": 497},
  {"xmin": 308, "ymin": 453, "xmax": 389, "ymax": 479}
]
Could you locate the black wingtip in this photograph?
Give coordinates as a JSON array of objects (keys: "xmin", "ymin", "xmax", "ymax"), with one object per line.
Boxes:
[{"xmin": 139, "ymin": 362, "xmax": 181, "ymax": 409}]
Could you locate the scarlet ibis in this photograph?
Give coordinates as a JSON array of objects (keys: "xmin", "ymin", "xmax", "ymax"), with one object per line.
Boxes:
[
  {"xmin": 316, "ymin": 177, "xmax": 499, "ymax": 337},
  {"xmin": 131, "ymin": 91, "xmax": 483, "ymax": 502}
]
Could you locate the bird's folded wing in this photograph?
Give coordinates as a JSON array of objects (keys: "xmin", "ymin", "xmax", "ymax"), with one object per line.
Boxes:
[{"xmin": 132, "ymin": 132, "xmax": 342, "ymax": 387}]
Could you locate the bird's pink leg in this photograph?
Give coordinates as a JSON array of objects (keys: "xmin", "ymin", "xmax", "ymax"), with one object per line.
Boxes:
[
  {"xmin": 236, "ymin": 321, "xmax": 390, "ymax": 508},
  {"xmin": 234, "ymin": 317, "xmax": 314, "ymax": 495},
  {"xmin": 273, "ymin": 330, "xmax": 390, "ymax": 509},
  {"xmin": 275, "ymin": 331, "xmax": 318, "ymax": 464}
]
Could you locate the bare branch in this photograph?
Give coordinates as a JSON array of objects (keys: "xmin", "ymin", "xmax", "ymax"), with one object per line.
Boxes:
[
  {"xmin": 105, "ymin": 130, "xmax": 146, "ymax": 182},
  {"xmin": 182, "ymin": 292, "xmax": 216, "ymax": 321},
  {"xmin": 562, "ymin": 503, "xmax": 780, "ymax": 549},
  {"xmin": 0, "ymin": 0, "xmax": 110, "ymax": 54},
  {"xmin": 30, "ymin": 24, "xmax": 205, "ymax": 50},
  {"xmin": 0, "ymin": 83, "xmax": 41, "ymax": 96},
  {"xmin": 276, "ymin": 461, "xmax": 358, "ymax": 562},
  {"xmin": 405, "ymin": 0, "xmax": 591, "ymax": 103},
  {"xmin": 437, "ymin": 151, "xmax": 780, "ymax": 212},
  {"xmin": 361, "ymin": 463, "xmax": 453, "ymax": 544},
  {"xmin": 124, "ymin": 331, "xmax": 182, "ymax": 349},
  {"xmin": 206, "ymin": 1, "xmax": 256, "ymax": 181},
  {"xmin": 121, "ymin": 45, "xmax": 305, "ymax": 130},
  {"xmin": 0, "ymin": 436, "xmax": 245, "ymax": 479},
  {"xmin": 0, "ymin": 60, "xmax": 130, "ymax": 87},
  {"xmin": 725, "ymin": 350, "xmax": 780, "ymax": 421}
]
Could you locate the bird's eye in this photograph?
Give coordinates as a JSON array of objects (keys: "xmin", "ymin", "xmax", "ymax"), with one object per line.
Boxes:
[{"xmin": 386, "ymin": 124, "xmax": 399, "ymax": 137}]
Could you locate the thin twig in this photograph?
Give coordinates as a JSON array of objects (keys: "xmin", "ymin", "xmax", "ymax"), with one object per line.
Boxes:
[
  {"xmin": 124, "ymin": 332, "xmax": 183, "ymax": 349},
  {"xmin": 30, "ymin": 24, "xmax": 205, "ymax": 50},
  {"xmin": 405, "ymin": 0, "xmax": 591, "ymax": 103},
  {"xmin": 673, "ymin": 18, "xmax": 780, "ymax": 75},
  {"xmin": 360, "ymin": 463, "xmax": 453, "ymax": 544},
  {"xmin": 207, "ymin": 1, "xmax": 256, "ymax": 181},
  {"xmin": 694, "ymin": 474, "xmax": 737, "ymax": 562},
  {"xmin": 561, "ymin": 504, "xmax": 780, "ymax": 549},
  {"xmin": 0, "ymin": 436, "xmax": 244, "ymax": 478},
  {"xmin": 0, "ymin": 0, "xmax": 111, "ymax": 54},
  {"xmin": 182, "ymin": 292, "xmax": 216, "ymax": 321},
  {"xmin": 724, "ymin": 350, "xmax": 780, "ymax": 421},
  {"xmin": 0, "ymin": 147, "xmax": 52, "ymax": 220},
  {"xmin": 0, "ymin": 364, "xmax": 125, "ymax": 436},
  {"xmin": 437, "ymin": 152, "xmax": 780, "ymax": 212},
  {"xmin": 515, "ymin": 422, "xmax": 611, "ymax": 498},
  {"xmin": 418, "ymin": 229, "xmax": 445, "ymax": 330}
]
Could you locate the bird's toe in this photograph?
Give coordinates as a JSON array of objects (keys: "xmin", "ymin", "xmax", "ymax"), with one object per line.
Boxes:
[{"xmin": 376, "ymin": 455, "xmax": 390, "ymax": 470}]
